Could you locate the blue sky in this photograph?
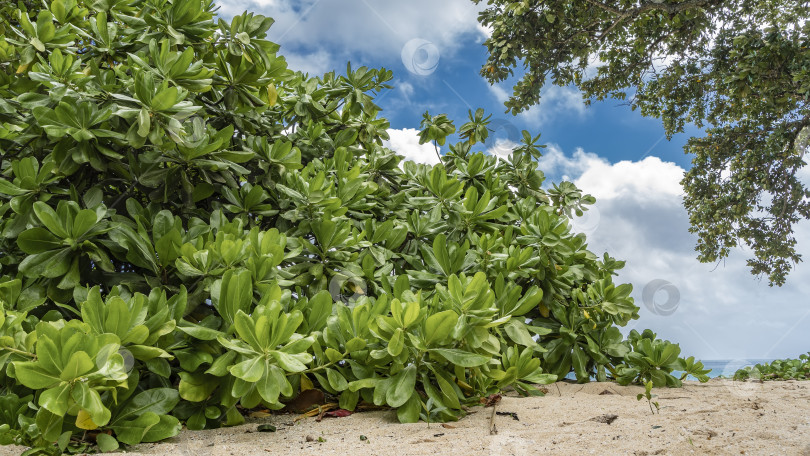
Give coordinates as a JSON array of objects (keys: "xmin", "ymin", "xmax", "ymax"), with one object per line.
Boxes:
[{"xmin": 219, "ymin": 0, "xmax": 810, "ymax": 362}]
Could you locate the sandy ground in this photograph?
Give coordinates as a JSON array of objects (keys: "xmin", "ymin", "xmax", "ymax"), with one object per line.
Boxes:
[{"xmin": 3, "ymin": 379, "xmax": 810, "ymax": 456}]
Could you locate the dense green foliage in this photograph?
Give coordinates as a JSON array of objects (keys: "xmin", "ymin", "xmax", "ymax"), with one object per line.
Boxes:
[
  {"xmin": 0, "ymin": 0, "xmax": 707, "ymax": 453},
  {"xmin": 475, "ymin": 0, "xmax": 810, "ymax": 286},
  {"xmin": 733, "ymin": 353, "xmax": 810, "ymax": 381}
]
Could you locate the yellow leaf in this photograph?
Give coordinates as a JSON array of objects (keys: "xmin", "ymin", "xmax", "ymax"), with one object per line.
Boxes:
[
  {"xmin": 264, "ymin": 84, "xmax": 277, "ymax": 106},
  {"xmin": 300, "ymin": 374, "xmax": 314, "ymax": 391},
  {"xmin": 539, "ymin": 303, "xmax": 550, "ymax": 318},
  {"xmin": 75, "ymin": 409, "xmax": 98, "ymax": 430},
  {"xmin": 347, "ymin": 281, "xmax": 365, "ymax": 295}
]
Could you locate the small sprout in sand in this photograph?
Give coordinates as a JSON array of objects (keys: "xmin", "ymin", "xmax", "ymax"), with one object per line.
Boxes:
[
  {"xmin": 420, "ymin": 398, "xmax": 449, "ymax": 428},
  {"xmin": 637, "ymin": 381, "xmax": 660, "ymax": 415}
]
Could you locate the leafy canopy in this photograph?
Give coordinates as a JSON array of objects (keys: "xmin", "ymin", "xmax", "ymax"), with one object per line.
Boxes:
[
  {"xmin": 0, "ymin": 0, "xmax": 707, "ymax": 453},
  {"xmin": 475, "ymin": 0, "xmax": 810, "ymax": 286}
]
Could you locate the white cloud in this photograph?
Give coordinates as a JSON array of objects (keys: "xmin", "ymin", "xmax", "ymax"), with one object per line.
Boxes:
[
  {"xmin": 384, "ymin": 128, "xmax": 440, "ymax": 165},
  {"xmin": 488, "ymin": 84, "xmax": 509, "ymax": 104},
  {"xmin": 486, "ymin": 138, "xmax": 519, "ymax": 160},
  {"xmin": 537, "ymin": 145, "xmax": 605, "ymax": 182},
  {"xmin": 282, "ymin": 49, "xmax": 332, "ymax": 75},
  {"xmin": 488, "ymin": 84, "xmax": 588, "ymax": 126},
  {"xmin": 551, "ymin": 148, "xmax": 810, "ymax": 360},
  {"xmin": 219, "ymin": 0, "xmax": 485, "ymax": 63},
  {"xmin": 398, "ymin": 81, "xmax": 415, "ymax": 99},
  {"xmin": 476, "ymin": 22, "xmax": 493, "ymax": 39},
  {"xmin": 575, "ymin": 155, "xmax": 684, "ymax": 201}
]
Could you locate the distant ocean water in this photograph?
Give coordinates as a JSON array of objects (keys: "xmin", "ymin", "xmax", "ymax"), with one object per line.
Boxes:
[
  {"xmin": 688, "ymin": 359, "xmax": 776, "ymax": 380},
  {"xmin": 563, "ymin": 359, "xmax": 776, "ymax": 381}
]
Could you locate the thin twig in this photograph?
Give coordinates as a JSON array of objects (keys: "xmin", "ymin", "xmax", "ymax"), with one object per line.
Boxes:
[
  {"xmin": 433, "ymin": 141, "xmax": 443, "ymax": 166},
  {"xmin": 489, "ymin": 401, "xmax": 498, "ymax": 435}
]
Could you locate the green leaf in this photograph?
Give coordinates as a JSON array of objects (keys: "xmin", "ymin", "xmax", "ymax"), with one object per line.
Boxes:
[
  {"xmin": 35, "ymin": 408, "xmax": 63, "ymax": 443},
  {"xmin": 72, "ymin": 382, "xmax": 111, "ymax": 426},
  {"xmin": 271, "ymin": 351, "xmax": 308, "ymax": 372},
  {"xmin": 16, "ymin": 228, "xmax": 63, "ymax": 254},
  {"xmin": 110, "ymin": 412, "xmax": 161, "ymax": 445},
  {"xmin": 12, "ymin": 362, "xmax": 61, "ymax": 389},
  {"xmin": 217, "ymin": 269, "xmax": 253, "ymax": 326},
  {"xmin": 140, "ymin": 415, "xmax": 182, "ymax": 442},
  {"xmin": 39, "ymin": 383, "xmax": 71, "ymax": 416},
  {"xmin": 256, "ymin": 362, "xmax": 281, "ymax": 404},
  {"xmin": 396, "ymin": 391, "xmax": 421, "ymax": 423},
  {"xmin": 59, "ymin": 351, "xmax": 94, "ymax": 381},
  {"xmin": 33, "ymin": 201, "xmax": 69, "ymax": 238},
  {"xmin": 387, "ymin": 328, "xmax": 404, "ymax": 357},
  {"xmin": 230, "ymin": 356, "xmax": 265, "ymax": 382},
  {"xmin": 95, "ymin": 433, "xmax": 119, "ymax": 452},
  {"xmin": 178, "ymin": 372, "xmax": 219, "ymax": 402},
  {"xmin": 234, "ymin": 311, "xmax": 262, "ymax": 350},
  {"xmin": 114, "ymin": 388, "xmax": 180, "ymax": 425},
  {"xmin": 326, "ymin": 368, "xmax": 348, "ymax": 391},
  {"xmin": 177, "ymin": 322, "xmax": 225, "ymax": 341},
  {"xmin": 429, "ymin": 348, "xmax": 490, "ymax": 367},
  {"xmin": 503, "ymin": 319, "xmax": 536, "ymax": 347},
  {"xmin": 386, "ymin": 364, "xmax": 416, "ymax": 407},
  {"xmin": 348, "ymin": 378, "xmax": 378, "ymax": 392},
  {"xmin": 571, "ymin": 345, "xmax": 589, "ymax": 381},
  {"xmin": 424, "ymin": 310, "xmax": 457, "ymax": 345}
]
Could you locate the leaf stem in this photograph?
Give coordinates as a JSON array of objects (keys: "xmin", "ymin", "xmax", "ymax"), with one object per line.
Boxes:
[{"xmin": 0, "ymin": 346, "xmax": 36, "ymax": 358}]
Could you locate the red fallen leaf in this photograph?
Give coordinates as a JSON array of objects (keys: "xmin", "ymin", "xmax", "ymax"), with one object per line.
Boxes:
[{"xmin": 316, "ymin": 409, "xmax": 353, "ymax": 421}]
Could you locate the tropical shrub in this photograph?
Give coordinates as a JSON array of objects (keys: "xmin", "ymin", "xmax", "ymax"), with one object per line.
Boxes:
[
  {"xmin": 733, "ymin": 354, "xmax": 810, "ymax": 381},
  {"xmin": 614, "ymin": 329, "xmax": 711, "ymax": 386},
  {"xmin": 0, "ymin": 0, "xmax": 709, "ymax": 453}
]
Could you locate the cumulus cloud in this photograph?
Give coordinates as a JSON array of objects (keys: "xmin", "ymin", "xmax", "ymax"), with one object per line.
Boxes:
[
  {"xmin": 488, "ymin": 84, "xmax": 588, "ymax": 126},
  {"xmin": 384, "ymin": 128, "xmax": 440, "ymax": 165},
  {"xmin": 218, "ymin": 0, "xmax": 485, "ymax": 62},
  {"xmin": 282, "ymin": 49, "xmax": 332, "ymax": 75},
  {"xmin": 552, "ymin": 148, "xmax": 810, "ymax": 359},
  {"xmin": 537, "ymin": 145, "xmax": 605, "ymax": 182}
]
